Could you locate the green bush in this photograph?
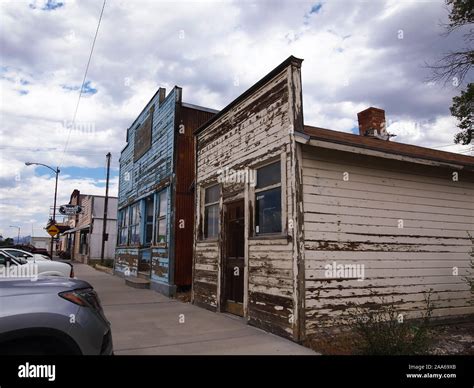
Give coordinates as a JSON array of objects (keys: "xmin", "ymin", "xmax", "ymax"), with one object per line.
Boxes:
[{"xmin": 347, "ymin": 290, "xmax": 434, "ymax": 355}]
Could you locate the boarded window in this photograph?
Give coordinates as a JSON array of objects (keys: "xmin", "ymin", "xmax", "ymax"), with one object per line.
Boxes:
[
  {"xmin": 204, "ymin": 184, "xmax": 220, "ymax": 238},
  {"xmin": 134, "ymin": 114, "xmax": 152, "ymax": 161},
  {"xmin": 255, "ymin": 161, "xmax": 282, "ymax": 235}
]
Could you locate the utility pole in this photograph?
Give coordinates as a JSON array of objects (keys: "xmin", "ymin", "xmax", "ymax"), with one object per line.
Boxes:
[{"xmin": 100, "ymin": 152, "xmax": 111, "ymax": 264}]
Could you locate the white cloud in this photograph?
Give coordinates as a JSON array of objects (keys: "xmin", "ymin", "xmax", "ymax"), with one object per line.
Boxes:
[{"xmin": 0, "ymin": 0, "xmax": 471, "ymax": 238}]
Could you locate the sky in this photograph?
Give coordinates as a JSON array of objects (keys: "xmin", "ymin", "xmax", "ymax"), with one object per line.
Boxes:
[{"xmin": 0, "ymin": 0, "xmax": 472, "ymax": 239}]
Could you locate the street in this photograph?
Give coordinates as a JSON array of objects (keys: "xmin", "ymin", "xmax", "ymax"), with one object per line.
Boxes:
[{"xmin": 74, "ymin": 264, "xmax": 316, "ymax": 355}]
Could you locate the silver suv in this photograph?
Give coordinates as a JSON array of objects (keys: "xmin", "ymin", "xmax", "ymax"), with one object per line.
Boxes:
[{"xmin": 0, "ymin": 277, "xmax": 113, "ymax": 355}]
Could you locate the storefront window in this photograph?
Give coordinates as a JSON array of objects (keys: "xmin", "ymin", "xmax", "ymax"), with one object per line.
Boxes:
[
  {"xmin": 255, "ymin": 161, "xmax": 282, "ymax": 235},
  {"xmin": 155, "ymin": 189, "xmax": 167, "ymax": 244},
  {"xmin": 204, "ymin": 184, "xmax": 219, "ymax": 238}
]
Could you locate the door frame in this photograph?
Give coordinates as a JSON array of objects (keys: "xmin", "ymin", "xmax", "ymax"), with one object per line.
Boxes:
[{"xmin": 220, "ymin": 197, "xmax": 248, "ymax": 317}]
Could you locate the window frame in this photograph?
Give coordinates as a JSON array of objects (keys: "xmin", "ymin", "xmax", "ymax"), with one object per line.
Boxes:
[
  {"xmin": 155, "ymin": 189, "xmax": 168, "ymax": 246},
  {"xmin": 202, "ymin": 184, "xmax": 220, "ymax": 240},
  {"xmin": 129, "ymin": 203, "xmax": 141, "ymax": 246},
  {"xmin": 253, "ymin": 159, "xmax": 283, "ymax": 237},
  {"xmin": 117, "ymin": 207, "xmax": 129, "ymax": 246},
  {"xmin": 144, "ymin": 195, "xmax": 155, "ymax": 246}
]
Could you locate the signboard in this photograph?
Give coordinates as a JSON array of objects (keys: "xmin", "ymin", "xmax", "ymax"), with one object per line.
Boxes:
[
  {"xmin": 47, "ymin": 224, "xmax": 60, "ymax": 237},
  {"xmin": 59, "ymin": 204, "xmax": 83, "ymax": 215},
  {"xmin": 134, "ymin": 113, "xmax": 152, "ymax": 161}
]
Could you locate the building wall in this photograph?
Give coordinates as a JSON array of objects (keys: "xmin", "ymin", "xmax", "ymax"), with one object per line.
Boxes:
[
  {"xmin": 193, "ymin": 58, "xmax": 305, "ymax": 339},
  {"xmin": 301, "ymin": 145, "xmax": 474, "ymax": 335},
  {"xmin": 115, "ymin": 88, "xmax": 177, "ymax": 286}
]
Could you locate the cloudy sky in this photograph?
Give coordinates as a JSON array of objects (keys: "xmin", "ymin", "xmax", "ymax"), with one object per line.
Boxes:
[{"xmin": 0, "ymin": 0, "xmax": 471, "ymax": 239}]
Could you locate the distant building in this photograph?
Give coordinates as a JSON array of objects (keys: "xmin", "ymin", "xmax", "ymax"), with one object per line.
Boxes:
[
  {"xmin": 29, "ymin": 236, "xmax": 50, "ymax": 250},
  {"xmin": 114, "ymin": 86, "xmax": 217, "ymax": 296},
  {"xmin": 60, "ymin": 189, "xmax": 118, "ymax": 263}
]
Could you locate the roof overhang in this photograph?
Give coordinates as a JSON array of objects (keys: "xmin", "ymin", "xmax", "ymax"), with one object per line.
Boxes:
[
  {"xmin": 297, "ymin": 127, "xmax": 474, "ymax": 171},
  {"xmin": 63, "ymin": 224, "xmax": 90, "ymax": 234}
]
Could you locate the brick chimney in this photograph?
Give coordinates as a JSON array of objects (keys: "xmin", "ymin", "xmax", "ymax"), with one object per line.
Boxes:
[{"xmin": 357, "ymin": 107, "xmax": 386, "ymax": 137}]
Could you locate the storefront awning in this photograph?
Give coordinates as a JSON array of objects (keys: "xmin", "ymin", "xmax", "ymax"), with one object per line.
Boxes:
[{"xmin": 63, "ymin": 224, "xmax": 90, "ymax": 234}]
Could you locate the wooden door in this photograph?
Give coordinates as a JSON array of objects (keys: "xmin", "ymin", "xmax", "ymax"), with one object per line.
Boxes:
[{"xmin": 223, "ymin": 200, "xmax": 245, "ymax": 316}]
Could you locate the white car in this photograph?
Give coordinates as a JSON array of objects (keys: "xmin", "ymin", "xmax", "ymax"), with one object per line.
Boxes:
[
  {"xmin": 1, "ymin": 248, "xmax": 50, "ymax": 262},
  {"xmin": 0, "ymin": 250, "xmax": 73, "ymax": 278}
]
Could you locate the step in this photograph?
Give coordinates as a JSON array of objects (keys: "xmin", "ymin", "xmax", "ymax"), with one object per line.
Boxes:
[
  {"xmin": 125, "ymin": 276, "xmax": 150, "ymax": 289},
  {"xmin": 137, "ymin": 271, "xmax": 150, "ymax": 280}
]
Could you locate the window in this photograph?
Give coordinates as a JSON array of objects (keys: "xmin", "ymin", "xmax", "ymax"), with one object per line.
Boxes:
[
  {"xmin": 5, "ymin": 249, "xmax": 31, "ymax": 258},
  {"xmin": 129, "ymin": 203, "xmax": 141, "ymax": 245},
  {"xmin": 145, "ymin": 196, "xmax": 154, "ymax": 244},
  {"xmin": 204, "ymin": 185, "xmax": 219, "ymax": 239},
  {"xmin": 79, "ymin": 231, "xmax": 89, "ymax": 254},
  {"xmin": 255, "ymin": 161, "xmax": 281, "ymax": 235},
  {"xmin": 118, "ymin": 207, "xmax": 129, "ymax": 245},
  {"xmin": 155, "ymin": 189, "xmax": 167, "ymax": 244}
]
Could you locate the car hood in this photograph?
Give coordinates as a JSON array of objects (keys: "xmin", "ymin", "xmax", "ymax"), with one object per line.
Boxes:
[{"xmin": 0, "ymin": 277, "xmax": 91, "ymax": 297}]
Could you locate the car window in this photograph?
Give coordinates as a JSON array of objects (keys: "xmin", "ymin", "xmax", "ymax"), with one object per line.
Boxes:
[
  {"xmin": 5, "ymin": 249, "xmax": 31, "ymax": 258},
  {"xmin": 0, "ymin": 252, "xmax": 6, "ymax": 266}
]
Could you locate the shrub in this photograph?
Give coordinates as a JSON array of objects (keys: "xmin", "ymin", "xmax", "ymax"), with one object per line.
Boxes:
[{"xmin": 346, "ymin": 290, "xmax": 434, "ymax": 355}]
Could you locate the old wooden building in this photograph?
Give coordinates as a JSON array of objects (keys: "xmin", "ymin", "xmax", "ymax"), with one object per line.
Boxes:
[
  {"xmin": 192, "ymin": 56, "xmax": 474, "ymax": 341},
  {"xmin": 115, "ymin": 86, "xmax": 216, "ymax": 296}
]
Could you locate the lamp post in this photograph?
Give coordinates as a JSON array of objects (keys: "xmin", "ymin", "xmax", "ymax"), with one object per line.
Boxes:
[
  {"xmin": 9, "ymin": 225, "xmax": 20, "ymax": 244},
  {"xmin": 25, "ymin": 162, "xmax": 60, "ymax": 258}
]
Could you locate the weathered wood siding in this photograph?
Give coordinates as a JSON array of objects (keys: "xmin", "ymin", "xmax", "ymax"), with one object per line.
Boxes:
[
  {"xmin": 115, "ymin": 89, "xmax": 177, "ymax": 277},
  {"xmin": 301, "ymin": 145, "xmax": 474, "ymax": 334},
  {"xmin": 193, "ymin": 58, "xmax": 304, "ymax": 339}
]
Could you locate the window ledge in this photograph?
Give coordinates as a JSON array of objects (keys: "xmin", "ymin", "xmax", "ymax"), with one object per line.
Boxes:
[
  {"xmin": 152, "ymin": 243, "xmax": 168, "ymax": 249},
  {"xmin": 248, "ymin": 234, "xmax": 291, "ymax": 242},
  {"xmin": 197, "ymin": 238, "xmax": 219, "ymax": 243}
]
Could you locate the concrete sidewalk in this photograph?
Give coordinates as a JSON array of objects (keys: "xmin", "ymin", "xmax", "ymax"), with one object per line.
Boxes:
[{"xmin": 74, "ymin": 264, "xmax": 316, "ymax": 355}]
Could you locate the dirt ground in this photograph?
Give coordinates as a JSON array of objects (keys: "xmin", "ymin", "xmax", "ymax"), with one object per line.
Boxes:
[
  {"xmin": 427, "ymin": 321, "xmax": 474, "ymax": 355},
  {"xmin": 304, "ymin": 321, "xmax": 474, "ymax": 355}
]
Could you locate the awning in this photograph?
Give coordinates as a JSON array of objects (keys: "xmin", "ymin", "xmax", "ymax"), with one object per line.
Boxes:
[{"xmin": 63, "ymin": 224, "xmax": 90, "ymax": 234}]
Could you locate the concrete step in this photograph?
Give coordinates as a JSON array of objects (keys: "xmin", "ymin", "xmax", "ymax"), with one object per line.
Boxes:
[
  {"xmin": 125, "ymin": 276, "xmax": 150, "ymax": 289},
  {"xmin": 137, "ymin": 271, "xmax": 150, "ymax": 280}
]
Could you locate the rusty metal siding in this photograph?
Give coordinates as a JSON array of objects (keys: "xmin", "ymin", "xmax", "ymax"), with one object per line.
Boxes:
[
  {"xmin": 301, "ymin": 145, "xmax": 474, "ymax": 334},
  {"xmin": 193, "ymin": 59, "xmax": 304, "ymax": 339},
  {"xmin": 173, "ymin": 106, "xmax": 216, "ymax": 286}
]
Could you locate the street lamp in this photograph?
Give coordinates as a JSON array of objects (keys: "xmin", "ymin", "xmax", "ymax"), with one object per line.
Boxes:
[
  {"xmin": 9, "ymin": 225, "xmax": 20, "ymax": 244},
  {"xmin": 25, "ymin": 162, "xmax": 60, "ymax": 258}
]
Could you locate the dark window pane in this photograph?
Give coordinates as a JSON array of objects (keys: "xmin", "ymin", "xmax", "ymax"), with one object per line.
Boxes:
[
  {"xmin": 145, "ymin": 196, "xmax": 154, "ymax": 244},
  {"xmin": 255, "ymin": 187, "xmax": 281, "ymax": 234},
  {"xmin": 204, "ymin": 203, "xmax": 219, "ymax": 238},
  {"xmin": 145, "ymin": 223, "xmax": 153, "ymax": 244},
  {"xmin": 256, "ymin": 162, "xmax": 281, "ymax": 189},
  {"xmin": 157, "ymin": 218, "xmax": 167, "ymax": 243},
  {"xmin": 146, "ymin": 197, "xmax": 154, "ymax": 221},
  {"xmin": 205, "ymin": 185, "xmax": 220, "ymax": 204}
]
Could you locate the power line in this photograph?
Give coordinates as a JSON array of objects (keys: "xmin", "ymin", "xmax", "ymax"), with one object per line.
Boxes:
[{"xmin": 59, "ymin": 0, "xmax": 107, "ymax": 167}]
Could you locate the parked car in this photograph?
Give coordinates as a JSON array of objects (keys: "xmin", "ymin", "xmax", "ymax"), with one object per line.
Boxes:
[
  {"xmin": 2, "ymin": 248, "xmax": 50, "ymax": 261},
  {"xmin": 0, "ymin": 276, "xmax": 113, "ymax": 355},
  {"xmin": 0, "ymin": 251, "xmax": 73, "ymax": 278},
  {"xmin": 2, "ymin": 244, "xmax": 51, "ymax": 258}
]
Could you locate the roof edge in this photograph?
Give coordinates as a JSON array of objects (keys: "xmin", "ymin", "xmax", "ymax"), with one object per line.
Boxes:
[{"xmin": 194, "ymin": 55, "xmax": 303, "ymax": 135}]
